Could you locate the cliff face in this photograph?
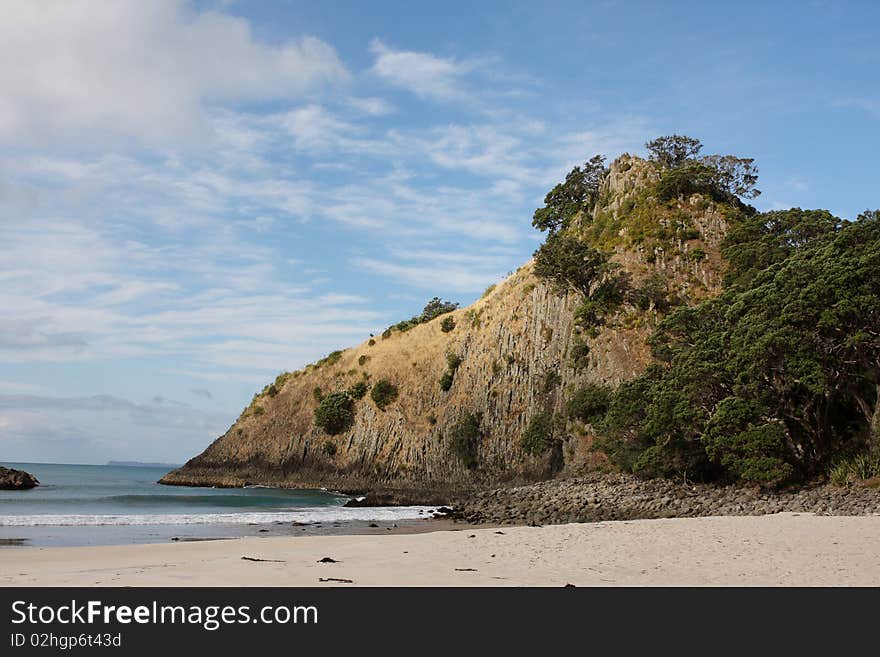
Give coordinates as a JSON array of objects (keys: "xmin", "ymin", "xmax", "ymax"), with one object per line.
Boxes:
[{"xmin": 161, "ymin": 155, "xmax": 733, "ymax": 495}]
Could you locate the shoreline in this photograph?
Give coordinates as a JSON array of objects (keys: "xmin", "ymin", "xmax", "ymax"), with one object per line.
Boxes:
[
  {"xmin": 0, "ymin": 516, "xmax": 464, "ymax": 549},
  {"xmin": 3, "ymin": 514, "xmax": 879, "ymax": 586}
]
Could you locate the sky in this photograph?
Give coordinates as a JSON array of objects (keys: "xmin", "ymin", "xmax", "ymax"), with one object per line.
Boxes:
[{"xmin": 1, "ymin": 0, "xmax": 878, "ymax": 464}]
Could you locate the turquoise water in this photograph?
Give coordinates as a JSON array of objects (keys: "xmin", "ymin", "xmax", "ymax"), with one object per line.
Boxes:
[{"xmin": 0, "ymin": 462, "xmax": 435, "ymax": 546}]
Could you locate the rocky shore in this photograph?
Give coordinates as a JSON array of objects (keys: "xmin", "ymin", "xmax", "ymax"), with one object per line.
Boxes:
[
  {"xmin": 0, "ymin": 466, "xmax": 39, "ymax": 490},
  {"xmin": 451, "ymin": 473, "xmax": 880, "ymax": 525}
]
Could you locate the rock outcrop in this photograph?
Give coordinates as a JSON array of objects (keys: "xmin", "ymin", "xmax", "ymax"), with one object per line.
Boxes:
[
  {"xmin": 0, "ymin": 466, "xmax": 39, "ymax": 490},
  {"xmin": 161, "ymin": 155, "xmax": 733, "ymax": 497}
]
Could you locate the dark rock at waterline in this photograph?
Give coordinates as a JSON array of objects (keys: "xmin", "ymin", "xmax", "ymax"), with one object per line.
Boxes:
[
  {"xmin": 0, "ymin": 466, "xmax": 39, "ymax": 490},
  {"xmin": 343, "ymin": 490, "xmax": 452, "ymax": 507}
]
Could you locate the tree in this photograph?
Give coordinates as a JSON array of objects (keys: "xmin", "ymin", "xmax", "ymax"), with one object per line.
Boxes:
[
  {"xmin": 533, "ymin": 233, "xmax": 611, "ymax": 298},
  {"xmin": 645, "ymin": 135, "xmax": 703, "ymax": 168},
  {"xmin": 700, "ymin": 154, "xmax": 761, "ymax": 199},
  {"xmin": 721, "ymin": 208, "xmax": 841, "ymax": 287},
  {"xmin": 420, "ymin": 297, "xmax": 459, "ymax": 322},
  {"xmin": 532, "ymin": 155, "xmax": 606, "ymax": 232},
  {"xmin": 593, "ymin": 209, "xmax": 880, "ymax": 485}
]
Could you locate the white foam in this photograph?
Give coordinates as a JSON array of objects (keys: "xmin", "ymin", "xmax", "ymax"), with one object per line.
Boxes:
[{"xmin": 0, "ymin": 506, "xmax": 439, "ymax": 527}]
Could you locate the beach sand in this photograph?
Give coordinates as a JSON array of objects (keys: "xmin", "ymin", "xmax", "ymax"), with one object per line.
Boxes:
[{"xmin": 2, "ymin": 513, "xmax": 879, "ymax": 586}]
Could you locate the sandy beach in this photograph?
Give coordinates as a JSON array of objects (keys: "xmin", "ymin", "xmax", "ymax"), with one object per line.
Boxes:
[{"xmin": 2, "ymin": 513, "xmax": 879, "ymax": 586}]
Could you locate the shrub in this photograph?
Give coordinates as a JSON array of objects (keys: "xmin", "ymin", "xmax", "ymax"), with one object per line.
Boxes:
[
  {"xmin": 631, "ymin": 274, "xmax": 670, "ymax": 312},
  {"xmin": 567, "ymin": 384, "xmax": 612, "ymax": 424},
  {"xmin": 829, "ymin": 453, "xmax": 880, "ymax": 486},
  {"xmin": 322, "ymin": 441, "xmax": 338, "ymax": 457},
  {"xmin": 520, "ymin": 411, "xmax": 554, "ymax": 456},
  {"xmin": 252, "ymin": 405, "xmax": 264, "ymax": 416},
  {"xmin": 313, "ymin": 386, "xmax": 324, "ymax": 402},
  {"xmin": 449, "ymin": 412, "xmax": 481, "ymax": 468},
  {"xmin": 314, "ymin": 392, "xmax": 354, "ymax": 435},
  {"xmin": 347, "ymin": 380, "xmax": 368, "ymax": 400},
  {"xmin": 381, "ymin": 327, "xmax": 393, "ymax": 339},
  {"xmin": 358, "ymin": 355, "xmax": 370, "ymax": 366},
  {"xmin": 439, "ymin": 353, "xmax": 463, "ymax": 391},
  {"xmin": 465, "ymin": 308, "xmax": 482, "ymax": 328},
  {"xmin": 420, "ymin": 297, "xmax": 459, "ymax": 322},
  {"xmin": 570, "ymin": 342, "xmax": 590, "ymax": 368},
  {"xmin": 315, "ymin": 350, "xmax": 344, "ymax": 368},
  {"xmin": 427, "ymin": 413, "xmax": 437, "ymax": 426},
  {"xmin": 440, "ymin": 316, "xmax": 456, "ymax": 333},
  {"xmin": 370, "ymin": 379, "xmax": 398, "ymax": 410},
  {"xmin": 368, "ymin": 338, "xmax": 376, "ymax": 346},
  {"xmin": 482, "ymin": 284, "xmax": 496, "ymax": 298},
  {"xmin": 439, "ymin": 371, "xmax": 454, "ymax": 391},
  {"xmin": 267, "ymin": 383, "xmax": 279, "ymax": 397},
  {"xmin": 542, "ymin": 370, "xmax": 562, "ymax": 393}
]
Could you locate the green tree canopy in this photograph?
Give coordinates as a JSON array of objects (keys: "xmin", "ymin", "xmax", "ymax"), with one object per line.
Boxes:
[
  {"xmin": 533, "ymin": 233, "xmax": 612, "ymax": 298},
  {"xmin": 314, "ymin": 392, "xmax": 355, "ymax": 435},
  {"xmin": 594, "ymin": 209, "xmax": 880, "ymax": 486},
  {"xmin": 645, "ymin": 135, "xmax": 703, "ymax": 168},
  {"xmin": 532, "ymin": 155, "xmax": 606, "ymax": 233}
]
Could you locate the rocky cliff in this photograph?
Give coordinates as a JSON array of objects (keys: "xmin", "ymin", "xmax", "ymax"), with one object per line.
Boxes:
[{"xmin": 161, "ymin": 155, "xmax": 735, "ymax": 497}]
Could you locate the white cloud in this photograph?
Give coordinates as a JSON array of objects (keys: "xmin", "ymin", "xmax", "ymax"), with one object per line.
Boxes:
[
  {"xmin": 370, "ymin": 38, "xmax": 472, "ymax": 101},
  {"xmin": 0, "ymin": 0, "xmax": 349, "ymax": 148},
  {"xmin": 279, "ymin": 105, "xmax": 359, "ymax": 152},
  {"xmin": 354, "ymin": 256, "xmax": 506, "ymax": 293},
  {"xmin": 346, "ymin": 96, "xmax": 396, "ymax": 116}
]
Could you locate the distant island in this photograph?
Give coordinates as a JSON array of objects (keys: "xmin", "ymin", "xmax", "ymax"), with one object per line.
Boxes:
[{"xmin": 107, "ymin": 461, "xmax": 180, "ymax": 469}]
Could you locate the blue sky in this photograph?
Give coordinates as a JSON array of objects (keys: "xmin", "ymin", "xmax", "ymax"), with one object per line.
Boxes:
[{"xmin": 1, "ymin": 0, "xmax": 878, "ymax": 464}]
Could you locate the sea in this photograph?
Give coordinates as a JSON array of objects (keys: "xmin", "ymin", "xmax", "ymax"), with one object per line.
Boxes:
[{"xmin": 0, "ymin": 462, "xmax": 438, "ymax": 547}]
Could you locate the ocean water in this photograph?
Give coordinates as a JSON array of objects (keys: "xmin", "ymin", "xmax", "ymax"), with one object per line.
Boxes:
[{"xmin": 0, "ymin": 462, "xmax": 438, "ymax": 547}]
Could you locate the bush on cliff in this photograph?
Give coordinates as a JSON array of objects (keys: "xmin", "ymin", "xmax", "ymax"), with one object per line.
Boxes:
[
  {"xmin": 370, "ymin": 379, "xmax": 399, "ymax": 410},
  {"xmin": 567, "ymin": 384, "xmax": 612, "ymax": 425},
  {"xmin": 347, "ymin": 380, "xmax": 368, "ymax": 400},
  {"xmin": 449, "ymin": 412, "xmax": 482, "ymax": 468},
  {"xmin": 439, "ymin": 352, "xmax": 463, "ymax": 391},
  {"xmin": 314, "ymin": 392, "xmax": 355, "ymax": 435},
  {"xmin": 520, "ymin": 411, "xmax": 554, "ymax": 456}
]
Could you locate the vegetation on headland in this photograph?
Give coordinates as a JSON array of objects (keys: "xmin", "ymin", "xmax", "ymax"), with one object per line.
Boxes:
[
  {"xmin": 382, "ymin": 297, "xmax": 459, "ymax": 337},
  {"xmin": 533, "ymin": 135, "xmax": 880, "ymax": 487}
]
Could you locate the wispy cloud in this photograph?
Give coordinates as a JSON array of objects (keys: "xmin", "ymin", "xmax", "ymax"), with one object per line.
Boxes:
[
  {"xmin": 833, "ymin": 97, "xmax": 880, "ymax": 116},
  {"xmin": 370, "ymin": 38, "xmax": 473, "ymax": 101}
]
